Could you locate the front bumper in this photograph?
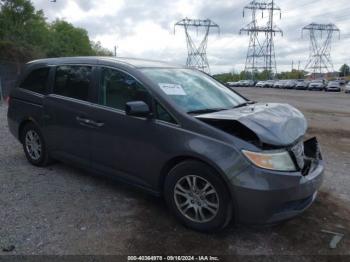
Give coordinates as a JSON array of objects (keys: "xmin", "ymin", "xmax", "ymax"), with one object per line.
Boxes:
[
  {"xmin": 229, "ymin": 138, "xmax": 325, "ymax": 225},
  {"xmin": 309, "ymin": 86, "xmax": 324, "ymax": 90},
  {"xmin": 326, "ymin": 88, "xmax": 341, "ymax": 92}
]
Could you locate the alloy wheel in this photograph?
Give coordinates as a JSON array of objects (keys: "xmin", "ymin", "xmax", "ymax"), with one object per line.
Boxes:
[
  {"xmin": 174, "ymin": 175, "xmax": 219, "ymax": 223},
  {"xmin": 25, "ymin": 130, "xmax": 42, "ymax": 161}
]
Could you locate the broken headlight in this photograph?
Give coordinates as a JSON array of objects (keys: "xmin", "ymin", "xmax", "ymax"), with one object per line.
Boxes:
[{"xmin": 242, "ymin": 150, "xmax": 297, "ymax": 172}]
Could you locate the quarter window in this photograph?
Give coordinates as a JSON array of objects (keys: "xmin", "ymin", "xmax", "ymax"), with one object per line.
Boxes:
[
  {"xmin": 53, "ymin": 65, "xmax": 92, "ymax": 101},
  {"xmin": 20, "ymin": 67, "xmax": 49, "ymax": 94},
  {"xmin": 99, "ymin": 68, "xmax": 150, "ymax": 111},
  {"xmin": 156, "ymin": 103, "xmax": 177, "ymax": 124}
]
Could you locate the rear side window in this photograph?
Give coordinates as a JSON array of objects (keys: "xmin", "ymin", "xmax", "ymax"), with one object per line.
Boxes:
[
  {"xmin": 20, "ymin": 67, "xmax": 49, "ymax": 94},
  {"xmin": 54, "ymin": 65, "xmax": 92, "ymax": 101},
  {"xmin": 99, "ymin": 67, "xmax": 150, "ymax": 111}
]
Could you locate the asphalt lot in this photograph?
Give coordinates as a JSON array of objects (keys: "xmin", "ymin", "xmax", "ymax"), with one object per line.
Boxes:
[{"xmin": 0, "ymin": 88, "xmax": 349, "ymax": 256}]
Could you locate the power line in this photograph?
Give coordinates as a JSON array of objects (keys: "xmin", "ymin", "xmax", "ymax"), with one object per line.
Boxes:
[
  {"xmin": 174, "ymin": 18, "xmax": 220, "ymax": 74},
  {"xmin": 302, "ymin": 23, "xmax": 340, "ymax": 77},
  {"xmin": 285, "ymin": 6, "xmax": 350, "ymax": 21},
  {"xmin": 240, "ymin": 0, "xmax": 283, "ymax": 80}
]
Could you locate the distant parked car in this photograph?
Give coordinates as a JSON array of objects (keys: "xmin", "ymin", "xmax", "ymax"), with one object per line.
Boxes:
[
  {"xmin": 345, "ymin": 83, "xmax": 350, "ymax": 93},
  {"xmin": 235, "ymin": 81, "xmax": 242, "ymax": 87},
  {"xmin": 335, "ymin": 78, "xmax": 346, "ymax": 85},
  {"xmin": 295, "ymin": 80, "xmax": 309, "ymax": 90},
  {"xmin": 308, "ymin": 80, "xmax": 325, "ymax": 91},
  {"xmin": 237, "ymin": 80, "xmax": 249, "ymax": 87},
  {"xmin": 255, "ymin": 81, "xmax": 266, "ymax": 88},
  {"xmin": 279, "ymin": 80, "xmax": 290, "ymax": 89},
  {"xmin": 325, "ymin": 81, "xmax": 341, "ymax": 92},
  {"xmin": 273, "ymin": 80, "xmax": 283, "ymax": 88},
  {"xmin": 285, "ymin": 80, "xmax": 297, "ymax": 89},
  {"xmin": 243, "ymin": 80, "xmax": 256, "ymax": 87},
  {"xmin": 227, "ymin": 82, "xmax": 238, "ymax": 87},
  {"xmin": 265, "ymin": 80, "xmax": 275, "ymax": 88}
]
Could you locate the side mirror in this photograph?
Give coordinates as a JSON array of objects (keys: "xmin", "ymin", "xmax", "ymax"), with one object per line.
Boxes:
[{"xmin": 125, "ymin": 101, "xmax": 151, "ymax": 118}]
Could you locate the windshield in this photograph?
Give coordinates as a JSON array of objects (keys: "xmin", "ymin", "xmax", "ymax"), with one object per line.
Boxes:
[{"xmin": 141, "ymin": 68, "xmax": 246, "ymax": 113}]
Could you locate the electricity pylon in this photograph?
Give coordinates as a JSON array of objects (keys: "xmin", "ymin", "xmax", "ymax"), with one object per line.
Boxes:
[
  {"xmin": 240, "ymin": 0, "xmax": 283, "ymax": 80},
  {"xmin": 175, "ymin": 18, "xmax": 220, "ymax": 74},
  {"xmin": 302, "ymin": 23, "xmax": 340, "ymax": 77}
]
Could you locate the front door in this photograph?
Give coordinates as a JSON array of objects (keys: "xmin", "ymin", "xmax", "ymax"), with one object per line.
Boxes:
[{"xmin": 89, "ymin": 67, "xmax": 159, "ymax": 188}]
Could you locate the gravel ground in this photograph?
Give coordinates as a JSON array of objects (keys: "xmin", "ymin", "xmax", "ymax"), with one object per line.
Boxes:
[{"xmin": 0, "ymin": 88, "xmax": 349, "ymax": 257}]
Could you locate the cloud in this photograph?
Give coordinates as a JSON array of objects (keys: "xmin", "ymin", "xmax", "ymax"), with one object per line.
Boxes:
[
  {"xmin": 32, "ymin": 0, "xmax": 350, "ymax": 74},
  {"xmin": 74, "ymin": 0, "xmax": 95, "ymax": 11}
]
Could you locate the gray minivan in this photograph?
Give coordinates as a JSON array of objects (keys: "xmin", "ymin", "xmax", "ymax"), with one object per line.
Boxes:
[{"xmin": 7, "ymin": 57, "xmax": 324, "ymax": 232}]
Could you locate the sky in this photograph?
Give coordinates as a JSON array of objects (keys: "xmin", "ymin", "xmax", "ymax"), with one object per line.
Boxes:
[{"xmin": 33, "ymin": 0, "xmax": 350, "ymax": 74}]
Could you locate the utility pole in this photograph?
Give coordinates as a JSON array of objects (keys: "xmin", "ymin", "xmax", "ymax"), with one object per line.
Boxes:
[
  {"xmin": 302, "ymin": 23, "xmax": 340, "ymax": 79},
  {"xmin": 114, "ymin": 45, "xmax": 118, "ymax": 57},
  {"xmin": 175, "ymin": 18, "xmax": 220, "ymax": 74},
  {"xmin": 269, "ymin": 0, "xmax": 274, "ymax": 76},
  {"xmin": 240, "ymin": 0, "xmax": 283, "ymax": 80}
]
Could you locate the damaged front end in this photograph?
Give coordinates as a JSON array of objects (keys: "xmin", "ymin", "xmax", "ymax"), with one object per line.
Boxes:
[
  {"xmin": 298, "ymin": 137, "xmax": 323, "ymax": 176},
  {"xmin": 193, "ymin": 103, "xmax": 325, "ymax": 225},
  {"xmin": 196, "ymin": 103, "xmax": 322, "ymax": 176},
  {"xmin": 196, "ymin": 103, "xmax": 308, "ymax": 147}
]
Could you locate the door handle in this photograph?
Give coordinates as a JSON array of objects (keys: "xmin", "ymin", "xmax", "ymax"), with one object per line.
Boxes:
[
  {"xmin": 76, "ymin": 116, "xmax": 104, "ymax": 128},
  {"xmin": 76, "ymin": 116, "xmax": 91, "ymax": 124},
  {"xmin": 91, "ymin": 121, "xmax": 105, "ymax": 128}
]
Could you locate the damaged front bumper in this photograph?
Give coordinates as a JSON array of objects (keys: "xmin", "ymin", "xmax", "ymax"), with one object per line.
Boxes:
[{"xmin": 230, "ymin": 137, "xmax": 325, "ymax": 225}]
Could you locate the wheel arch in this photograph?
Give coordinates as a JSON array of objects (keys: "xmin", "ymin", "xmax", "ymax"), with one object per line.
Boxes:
[
  {"xmin": 18, "ymin": 118, "xmax": 40, "ymax": 143},
  {"xmin": 159, "ymin": 155, "xmax": 236, "ymax": 207},
  {"xmin": 159, "ymin": 155, "xmax": 237, "ymax": 225}
]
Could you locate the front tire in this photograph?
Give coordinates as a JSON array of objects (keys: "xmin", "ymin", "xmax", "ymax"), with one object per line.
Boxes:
[
  {"xmin": 164, "ymin": 160, "xmax": 233, "ymax": 232},
  {"xmin": 21, "ymin": 123, "xmax": 51, "ymax": 166}
]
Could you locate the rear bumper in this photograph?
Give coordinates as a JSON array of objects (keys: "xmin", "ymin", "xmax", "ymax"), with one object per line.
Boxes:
[{"xmin": 229, "ymin": 138, "xmax": 325, "ymax": 225}]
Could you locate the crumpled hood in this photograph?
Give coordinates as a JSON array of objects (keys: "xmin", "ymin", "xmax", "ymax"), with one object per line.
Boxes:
[{"xmin": 196, "ymin": 103, "xmax": 307, "ymax": 146}]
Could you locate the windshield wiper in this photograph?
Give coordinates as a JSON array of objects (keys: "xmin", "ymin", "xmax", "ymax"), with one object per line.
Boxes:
[
  {"xmin": 187, "ymin": 108, "xmax": 228, "ymax": 115},
  {"xmin": 188, "ymin": 101, "xmax": 256, "ymax": 115},
  {"xmin": 233, "ymin": 100, "xmax": 256, "ymax": 109}
]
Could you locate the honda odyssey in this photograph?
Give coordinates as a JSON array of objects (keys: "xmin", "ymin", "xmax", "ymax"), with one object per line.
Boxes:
[{"xmin": 7, "ymin": 57, "xmax": 324, "ymax": 232}]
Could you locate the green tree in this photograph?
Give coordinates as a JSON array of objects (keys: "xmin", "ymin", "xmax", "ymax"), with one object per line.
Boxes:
[
  {"xmin": 0, "ymin": 0, "xmax": 111, "ymax": 62},
  {"xmin": 339, "ymin": 64, "xmax": 350, "ymax": 77},
  {"xmin": 0, "ymin": 0, "xmax": 49, "ymax": 59},
  {"xmin": 91, "ymin": 41, "xmax": 113, "ymax": 56},
  {"xmin": 47, "ymin": 20, "xmax": 94, "ymax": 57}
]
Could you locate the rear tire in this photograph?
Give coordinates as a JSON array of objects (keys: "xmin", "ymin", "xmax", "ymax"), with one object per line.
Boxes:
[
  {"xmin": 164, "ymin": 160, "xmax": 233, "ymax": 232},
  {"xmin": 21, "ymin": 123, "xmax": 51, "ymax": 167}
]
